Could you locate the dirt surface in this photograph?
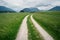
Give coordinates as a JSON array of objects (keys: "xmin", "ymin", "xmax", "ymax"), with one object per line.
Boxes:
[
  {"xmin": 15, "ymin": 15, "xmax": 29, "ymax": 40},
  {"xmin": 30, "ymin": 15, "xmax": 54, "ymax": 40}
]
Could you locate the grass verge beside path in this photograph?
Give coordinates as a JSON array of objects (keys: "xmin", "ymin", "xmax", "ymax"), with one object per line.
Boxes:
[
  {"xmin": 0, "ymin": 13, "xmax": 27, "ymax": 40},
  {"xmin": 33, "ymin": 11, "xmax": 60, "ymax": 40},
  {"xmin": 27, "ymin": 16, "xmax": 44, "ymax": 40}
]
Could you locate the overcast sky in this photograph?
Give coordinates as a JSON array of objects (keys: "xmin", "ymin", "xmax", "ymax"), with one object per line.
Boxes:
[{"xmin": 0, "ymin": 0, "xmax": 60, "ymax": 11}]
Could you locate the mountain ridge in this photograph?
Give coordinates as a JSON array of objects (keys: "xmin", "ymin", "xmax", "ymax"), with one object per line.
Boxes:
[
  {"xmin": 20, "ymin": 8, "xmax": 40, "ymax": 12},
  {"xmin": 0, "ymin": 6, "xmax": 16, "ymax": 12},
  {"xmin": 49, "ymin": 6, "xmax": 60, "ymax": 11}
]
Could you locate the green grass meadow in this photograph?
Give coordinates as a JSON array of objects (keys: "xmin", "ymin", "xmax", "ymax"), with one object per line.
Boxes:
[
  {"xmin": 0, "ymin": 13, "xmax": 27, "ymax": 40},
  {"xmin": 33, "ymin": 11, "xmax": 60, "ymax": 40}
]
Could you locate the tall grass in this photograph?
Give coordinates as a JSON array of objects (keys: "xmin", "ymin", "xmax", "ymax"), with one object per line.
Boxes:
[
  {"xmin": 0, "ymin": 13, "xmax": 27, "ymax": 40},
  {"xmin": 33, "ymin": 11, "xmax": 60, "ymax": 40}
]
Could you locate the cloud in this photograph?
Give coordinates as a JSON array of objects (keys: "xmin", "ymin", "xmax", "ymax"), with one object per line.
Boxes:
[
  {"xmin": 37, "ymin": 5, "xmax": 54, "ymax": 10},
  {"xmin": 0, "ymin": 0, "xmax": 60, "ymax": 11},
  {"xmin": 52, "ymin": 1, "xmax": 60, "ymax": 6}
]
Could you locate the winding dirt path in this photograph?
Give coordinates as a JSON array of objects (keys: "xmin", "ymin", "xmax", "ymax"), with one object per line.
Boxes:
[
  {"xmin": 15, "ymin": 15, "xmax": 29, "ymax": 40},
  {"xmin": 30, "ymin": 15, "xmax": 54, "ymax": 40}
]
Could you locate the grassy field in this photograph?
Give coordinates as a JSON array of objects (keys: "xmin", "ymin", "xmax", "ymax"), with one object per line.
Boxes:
[
  {"xmin": 33, "ymin": 11, "xmax": 60, "ymax": 40},
  {"xmin": 0, "ymin": 11, "xmax": 60, "ymax": 40},
  {"xmin": 27, "ymin": 16, "xmax": 44, "ymax": 40},
  {"xmin": 0, "ymin": 13, "xmax": 27, "ymax": 40}
]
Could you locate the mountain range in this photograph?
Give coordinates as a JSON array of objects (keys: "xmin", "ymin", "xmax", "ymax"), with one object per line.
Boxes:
[{"xmin": 0, "ymin": 6, "xmax": 60, "ymax": 13}]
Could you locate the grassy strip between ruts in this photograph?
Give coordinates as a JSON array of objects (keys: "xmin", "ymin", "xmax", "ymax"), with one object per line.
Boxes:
[
  {"xmin": 0, "ymin": 13, "xmax": 28, "ymax": 40},
  {"xmin": 27, "ymin": 15, "xmax": 44, "ymax": 40},
  {"xmin": 33, "ymin": 11, "xmax": 60, "ymax": 40}
]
